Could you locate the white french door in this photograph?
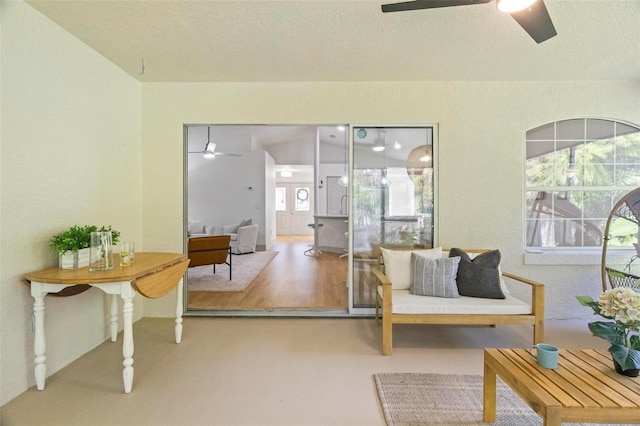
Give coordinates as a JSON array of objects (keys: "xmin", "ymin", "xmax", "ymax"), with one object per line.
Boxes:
[{"xmin": 275, "ymin": 183, "xmax": 314, "ymax": 235}]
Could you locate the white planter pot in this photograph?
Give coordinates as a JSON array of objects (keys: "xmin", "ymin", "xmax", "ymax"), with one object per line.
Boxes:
[{"xmin": 59, "ymin": 247, "xmax": 90, "ymax": 269}]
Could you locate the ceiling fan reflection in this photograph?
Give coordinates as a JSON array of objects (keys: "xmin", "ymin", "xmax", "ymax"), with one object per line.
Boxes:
[{"xmin": 188, "ymin": 127, "xmax": 242, "ymax": 158}]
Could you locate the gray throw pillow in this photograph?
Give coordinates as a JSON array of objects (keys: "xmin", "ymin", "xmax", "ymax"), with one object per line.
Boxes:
[
  {"xmin": 450, "ymin": 248, "xmax": 505, "ymax": 299},
  {"xmin": 410, "ymin": 253, "xmax": 461, "ymax": 298}
]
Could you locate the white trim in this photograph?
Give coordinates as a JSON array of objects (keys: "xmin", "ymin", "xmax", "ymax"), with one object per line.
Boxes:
[{"xmin": 524, "ymin": 249, "xmax": 634, "ymax": 265}]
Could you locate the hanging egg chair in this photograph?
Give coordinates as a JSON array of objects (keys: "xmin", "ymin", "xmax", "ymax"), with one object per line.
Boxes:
[{"xmin": 601, "ymin": 187, "xmax": 640, "ymax": 291}]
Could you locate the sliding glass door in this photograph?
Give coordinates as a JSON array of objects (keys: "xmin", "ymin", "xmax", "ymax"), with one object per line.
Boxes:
[{"xmin": 349, "ymin": 126, "xmax": 437, "ymax": 313}]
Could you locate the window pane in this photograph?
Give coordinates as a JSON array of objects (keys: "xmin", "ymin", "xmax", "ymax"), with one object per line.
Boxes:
[
  {"xmin": 275, "ymin": 187, "xmax": 286, "ymax": 211},
  {"xmin": 295, "ymin": 187, "xmax": 309, "ymax": 211},
  {"xmin": 616, "ymin": 164, "xmax": 640, "ymax": 186},
  {"xmin": 527, "ymin": 123, "xmax": 554, "ymax": 140},
  {"xmin": 556, "ymin": 119, "xmax": 584, "ymax": 140},
  {"xmin": 616, "ymin": 133, "xmax": 640, "ymax": 164},
  {"xmin": 586, "ymin": 118, "xmax": 615, "ymax": 140},
  {"xmin": 577, "ymin": 162, "xmax": 614, "ymax": 187},
  {"xmin": 526, "ymin": 152, "xmax": 556, "ymax": 186},
  {"xmin": 582, "ymin": 191, "xmax": 613, "ymax": 218},
  {"xmin": 526, "ymin": 141, "xmax": 554, "ymax": 159}
]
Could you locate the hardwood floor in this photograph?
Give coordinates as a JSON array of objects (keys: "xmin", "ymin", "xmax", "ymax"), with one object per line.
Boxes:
[{"xmin": 187, "ymin": 235, "xmax": 348, "ymax": 312}]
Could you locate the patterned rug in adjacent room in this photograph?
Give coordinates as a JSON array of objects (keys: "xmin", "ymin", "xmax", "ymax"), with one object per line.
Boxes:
[
  {"xmin": 187, "ymin": 250, "xmax": 278, "ymax": 292},
  {"xmin": 373, "ymin": 373, "xmax": 627, "ymax": 426}
]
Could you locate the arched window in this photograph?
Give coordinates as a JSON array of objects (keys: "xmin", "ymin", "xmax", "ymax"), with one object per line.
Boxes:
[{"xmin": 525, "ymin": 118, "xmax": 640, "ymax": 250}]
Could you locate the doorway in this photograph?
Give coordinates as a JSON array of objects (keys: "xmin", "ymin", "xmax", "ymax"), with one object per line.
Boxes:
[
  {"xmin": 276, "ymin": 183, "xmax": 315, "ymax": 235},
  {"xmin": 185, "ymin": 124, "xmax": 349, "ymax": 315}
]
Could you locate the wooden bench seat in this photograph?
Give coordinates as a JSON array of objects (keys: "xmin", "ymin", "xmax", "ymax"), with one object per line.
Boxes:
[{"xmin": 373, "ymin": 248, "xmax": 545, "ymax": 355}]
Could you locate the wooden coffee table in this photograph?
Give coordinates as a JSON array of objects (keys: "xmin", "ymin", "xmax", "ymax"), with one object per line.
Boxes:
[{"xmin": 484, "ymin": 348, "xmax": 640, "ymax": 425}]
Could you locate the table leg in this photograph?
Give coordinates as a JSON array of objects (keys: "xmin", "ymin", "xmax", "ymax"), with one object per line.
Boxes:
[
  {"xmin": 120, "ymin": 284, "xmax": 135, "ymax": 393},
  {"xmin": 175, "ymin": 278, "xmax": 183, "ymax": 344},
  {"xmin": 544, "ymin": 407, "xmax": 562, "ymax": 426},
  {"xmin": 483, "ymin": 359, "xmax": 497, "ymax": 422},
  {"xmin": 30, "ymin": 283, "xmax": 48, "ymax": 391},
  {"xmin": 110, "ymin": 294, "xmax": 118, "ymax": 342}
]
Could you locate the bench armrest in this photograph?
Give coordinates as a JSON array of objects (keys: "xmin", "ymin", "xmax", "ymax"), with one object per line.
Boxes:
[
  {"xmin": 502, "ymin": 271, "xmax": 545, "ymax": 343},
  {"xmin": 372, "ymin": 267, "xmax": 391, "ymax": 287},
  {"xmin": 501, "ymin": 271, "xmax": 544, "ymax": 288},
  {"xmin": 372, "ymin": 266, "xmax": 393, "ymax": 300}
]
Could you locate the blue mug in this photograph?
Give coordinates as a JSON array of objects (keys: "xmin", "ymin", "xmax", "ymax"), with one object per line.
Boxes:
[{"xmin": 533, "ymin": 343, "xmax": 559, "ymax": 369}]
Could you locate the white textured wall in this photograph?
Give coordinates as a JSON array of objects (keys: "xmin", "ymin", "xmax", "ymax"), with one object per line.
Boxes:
[
  {"xmin": 141, "ymin": 81, "xmax": 640, "ymax": 318},
  {"xmin": 0, "ymin": 1, "xmax": 141, "ymax": 405}
]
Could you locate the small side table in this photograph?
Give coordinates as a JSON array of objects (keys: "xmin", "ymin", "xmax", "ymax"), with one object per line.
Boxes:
[{"xmin": 24, "ymin": 252, "xmax": 189, "ymax": 394}]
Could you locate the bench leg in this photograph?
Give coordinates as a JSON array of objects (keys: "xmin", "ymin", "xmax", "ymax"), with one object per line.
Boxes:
[{"xmin": 382, "ymin": 314, "xmax": 392, "ymax": 355}]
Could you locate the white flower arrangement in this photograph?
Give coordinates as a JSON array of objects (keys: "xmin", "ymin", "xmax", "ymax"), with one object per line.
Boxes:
[
  {"xmin": 597, "ymin": 287, "xmax": 640, "ymax": 325},
  {"xmin": 577, "ymin": 288, "xmax": 640, "ymax": 372}
]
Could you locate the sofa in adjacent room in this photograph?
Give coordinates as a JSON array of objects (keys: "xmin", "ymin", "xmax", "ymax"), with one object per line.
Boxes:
[{"xmin": 222, "ymin": 220, "xmax": 259, "ymax": 254}]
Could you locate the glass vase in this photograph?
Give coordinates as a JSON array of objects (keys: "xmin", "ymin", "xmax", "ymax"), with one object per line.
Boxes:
[{"xmin": 89, "ymin": 231, "xmax": 114, "ymax": 271}]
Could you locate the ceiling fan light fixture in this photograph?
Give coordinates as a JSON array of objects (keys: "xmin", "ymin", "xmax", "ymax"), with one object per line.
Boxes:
[
  {"xmin": 372, "ymin": 131, "xmax": 386, "ymax": 151},
  {"xmin": 496, "ymin": 0, "xmax": 537, "ymax": 13},
  {"xmin": 380, "ymin": 170, "xmax": 391, "ymax": 187}
]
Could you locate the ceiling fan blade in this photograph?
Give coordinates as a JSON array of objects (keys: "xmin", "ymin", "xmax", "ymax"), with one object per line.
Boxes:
[
  {"xmin": 509, "ymin": 0, "xmax": 557, "ymax": 43},
  {"xmin": 215, "ymin": 153, "xmax": 242, "ymax": 157},
  {"xmin": 382, "ymin": 0, "xmax": 490, "ymax": 13}
]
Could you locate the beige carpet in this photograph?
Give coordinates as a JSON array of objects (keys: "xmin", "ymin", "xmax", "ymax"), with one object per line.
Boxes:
[
  {"xmin": 374, "ymin": 373, "xmax": 628, "ymax": 426},
  {"xmin": 187, "ymin": 250, "xmax": 277, "ymax": 291}
]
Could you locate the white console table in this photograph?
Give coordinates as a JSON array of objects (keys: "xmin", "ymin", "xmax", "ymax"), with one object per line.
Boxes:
[{"xmin": 24, "ymin": 252, "xmax": 189, "ymax": 394}]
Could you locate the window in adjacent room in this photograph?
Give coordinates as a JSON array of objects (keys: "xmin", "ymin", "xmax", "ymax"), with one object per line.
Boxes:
[
  {"xmin": 275, "ymin": 187, "xmax": 286, "ymax": 211},
  {"xmin": 295, "ymin": 187, "xmax": 310, "ymax": 211},
  {"xmin": 525, "ymin": 118, "xmax": 640, "ymax": 250}
]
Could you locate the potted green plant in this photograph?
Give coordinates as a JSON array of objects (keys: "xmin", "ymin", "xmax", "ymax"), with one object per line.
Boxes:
[
  {"xmin": 48, "ymin": 225, "xmax": 120, "ymax": 269},
  {"xmin": 577, "ymin": 288, "xmax": 640, "ymax": 377}
]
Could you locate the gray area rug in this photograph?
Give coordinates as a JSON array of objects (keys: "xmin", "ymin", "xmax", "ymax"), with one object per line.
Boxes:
[
  {"xmin": 187, "ymin": 250, "xmax": 277, "ymax": 292},
  {"xmin": 374, "ymin": 373, "xmax": 630, "ymax": 426}
]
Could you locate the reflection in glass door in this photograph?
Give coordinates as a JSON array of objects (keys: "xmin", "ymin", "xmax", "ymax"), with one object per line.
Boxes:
[{"xmin": 349, "ymin": 126, "xmax": 436, "ymax": 312}]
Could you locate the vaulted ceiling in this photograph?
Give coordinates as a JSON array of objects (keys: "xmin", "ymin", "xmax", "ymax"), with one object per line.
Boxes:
[{"xmin": 26, "ymin": 0, "xmax": 640, "ymax": 83}]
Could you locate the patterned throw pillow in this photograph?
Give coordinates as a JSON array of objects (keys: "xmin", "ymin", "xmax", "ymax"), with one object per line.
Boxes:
[
  {"xmin": 410, "ymin": 253, "xmax": 461, "ymax": 298},
  {"xmin": 449, "ymin": 248, "xmax": 505, "ymax": 299}
]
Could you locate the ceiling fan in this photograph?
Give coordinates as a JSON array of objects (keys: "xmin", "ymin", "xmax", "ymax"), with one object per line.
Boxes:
[
  {"xmin": 188, "ymin": 127, "xmax": 241, "ymax": 158},
  {"xmin": 381, "ymin": 0, "xmax": 557, "ymax": 44}
]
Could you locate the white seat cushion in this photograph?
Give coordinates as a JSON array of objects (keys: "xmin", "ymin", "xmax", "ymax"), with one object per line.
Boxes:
[{"xmin": 378, "ymin": 288, "xmax": 531, "ymax": 315}]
